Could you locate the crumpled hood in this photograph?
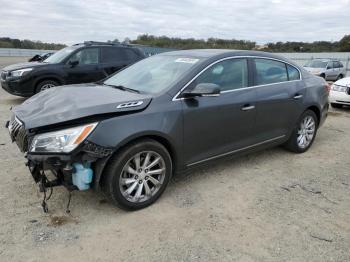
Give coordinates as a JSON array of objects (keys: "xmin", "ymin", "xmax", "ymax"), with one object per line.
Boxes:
[
  {"xmin": 2, "ymin": 61, "xmax": 46, "ymax": 72},
  {"xmin": 12, "ymin": 83, "xmax": 152, "ymax": 129}
]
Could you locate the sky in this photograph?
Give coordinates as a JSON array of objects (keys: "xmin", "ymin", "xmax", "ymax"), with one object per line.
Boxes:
[{"xmin": 0, "ymin": 0, "xmax": 349, "ymax": 45}]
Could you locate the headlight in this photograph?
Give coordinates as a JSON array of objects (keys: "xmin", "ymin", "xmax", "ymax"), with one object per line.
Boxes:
[
  {"xmin": 30, "ymin": 123, "xmax": 98, "ymax": 153},
  {"xmin": 11, "ymin": 68, "xmax": 33, "ymax": 78},
  {"xmin": 332, "ymin": 84, "xmax": 348, "ymax": 92}
]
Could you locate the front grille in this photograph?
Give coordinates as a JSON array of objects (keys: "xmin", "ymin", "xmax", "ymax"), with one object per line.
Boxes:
[
  {"xmin": 8, "ymin": 117, "xmax": 28, "ymax": 152},
  {"xmin": 0, "ymin": 71, "xmax": 7, "ymax": 80}
]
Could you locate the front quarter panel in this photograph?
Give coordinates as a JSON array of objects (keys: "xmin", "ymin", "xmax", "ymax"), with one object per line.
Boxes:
[{"xmin": 86, "ymin": 95, "xmax": 184, "ymax": 167}]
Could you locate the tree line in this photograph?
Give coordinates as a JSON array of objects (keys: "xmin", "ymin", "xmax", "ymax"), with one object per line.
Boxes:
[
  {"xmin": 0, "ymin": 37, "xmax": 66, "ymax": 50},
  {"xmin": 129, "ymin": 34, "xmax": 350, "ymax": 52},
  {"xmin": 1, "ymin": 34, "xmax": 350, "ymax": 52}
]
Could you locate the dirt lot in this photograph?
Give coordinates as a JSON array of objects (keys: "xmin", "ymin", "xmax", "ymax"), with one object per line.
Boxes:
[{"xmin": 0, "ymin": 59, "xmax": 350, "ymax": 262}]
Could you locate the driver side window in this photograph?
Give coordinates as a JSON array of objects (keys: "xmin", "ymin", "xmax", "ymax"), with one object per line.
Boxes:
[
  {"xmin": 68, "ymin": 48, "xmax": 99, "ymax": 65},
  {"xmin": 193, "ymin": 59, "xmax": 248, "ymax": 92}
]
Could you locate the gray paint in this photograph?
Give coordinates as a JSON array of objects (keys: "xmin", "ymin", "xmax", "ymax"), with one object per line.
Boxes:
[{"xmin": 11, "ymin": 50, "xmax": 329, "ymax": 172}]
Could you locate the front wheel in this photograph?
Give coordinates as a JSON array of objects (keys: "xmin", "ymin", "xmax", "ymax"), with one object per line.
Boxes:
[
  {"xmin": 35, "ymin": 80, "xmax": 58, "ymax": 93},
  {"xmin": 284, "ymin": 110, "xmax": 318, "ymax": 153},
  {"xmin": 101, "ymin": 139, "xmax": 172, "ymax": 210}
]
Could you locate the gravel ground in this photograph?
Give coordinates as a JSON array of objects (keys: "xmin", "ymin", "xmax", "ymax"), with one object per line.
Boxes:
[{"xmin": 0, "ymin": 59, "xmax": 350, "ymax": 262}]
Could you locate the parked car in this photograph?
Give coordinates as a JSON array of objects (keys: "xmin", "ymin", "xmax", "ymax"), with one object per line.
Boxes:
[
  {"xmin": 28, "ymin": 52, "xmax": 54, "ymax": 62},
  {"xmin": 1, "ymin": 41, "xmax": 145, "ymax": 97},
  {"xmin": 7, "ymin": 50, "xmax": 329, "ymax": 210},
  {"xmin": 303, "ymin": 59, "xmax": 346, "ymax": 81},
  {"xmin": 329, "ymin": 77, "xmax": 350, "ymax": 108}
]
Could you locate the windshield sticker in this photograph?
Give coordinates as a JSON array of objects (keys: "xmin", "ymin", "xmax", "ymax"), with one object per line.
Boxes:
[{"xmin": 175, "ymin": 58, "xmax": 199, "ymax": 64}]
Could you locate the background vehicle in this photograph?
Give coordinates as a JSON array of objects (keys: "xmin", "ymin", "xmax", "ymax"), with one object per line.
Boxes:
[
  {"xmin": 330, "ymin": 77, "xmax": 350, "ymax": 108},
  {"xmin": 28, "ymin": 52, "xmax": 54, "ymax": 62},
  {"xmin": 303, "ymin": 59, "xmax": 346, "ymax": 81},
  {"xmin": 8, "ymin": 50, "xmax": 329, "ymax": 210},
  {"xmin": 0, "ymin": 41, "xmax": 145, "ymax": 97}
]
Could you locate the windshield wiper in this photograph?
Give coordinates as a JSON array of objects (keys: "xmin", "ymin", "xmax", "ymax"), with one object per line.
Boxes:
[{"xmin": 104, "ymin": 84, "xmax": 140, "ymax": 93}]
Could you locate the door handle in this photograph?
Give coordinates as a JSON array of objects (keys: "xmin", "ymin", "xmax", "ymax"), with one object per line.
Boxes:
[
  {"xmin": 241, "ymin": 105, "xmax": 255, "ymax": 111},
  {"xmin": 293, "ymin": 94, "xmax": 303, "ymax": 99}
]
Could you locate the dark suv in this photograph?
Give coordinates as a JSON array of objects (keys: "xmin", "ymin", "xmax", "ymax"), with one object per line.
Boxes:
[
  {"xmin": 7, "ymin": 50, "xmax": 329, "ymax": 211},
  {"xmin": 1, "ymin": 41, "xmax": 145, "ymax": 97}
]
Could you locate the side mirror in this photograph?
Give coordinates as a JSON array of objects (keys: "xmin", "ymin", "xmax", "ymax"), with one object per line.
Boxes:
[
  {"xmin": 182, "ymin": 83, "xmax": 220, "ymax": 98},
  {"xmin": 69, "ymin": 60, "xmax": 79, "ymax": 67}
]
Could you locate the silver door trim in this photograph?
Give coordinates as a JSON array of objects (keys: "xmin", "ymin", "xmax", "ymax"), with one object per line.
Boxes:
[
  {"xmin": 186, "ymin": 135, "xmax": 286, "ymax": 167},
  {"xmin": 172, "ymin": 55, "xmax": 302, "ymax": 101}
]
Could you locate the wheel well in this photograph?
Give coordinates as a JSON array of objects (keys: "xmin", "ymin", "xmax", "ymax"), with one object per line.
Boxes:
[
  {"xmin": 307, "ymin": 106, "xmax": 321, "ymax": 125},
  {"xmin": 35, "ymin": 77, "xmax": 62, "ymax": 88},
  {"xmin": 97, "ymin": 135, "xmax": 177, "ymax": 187}
]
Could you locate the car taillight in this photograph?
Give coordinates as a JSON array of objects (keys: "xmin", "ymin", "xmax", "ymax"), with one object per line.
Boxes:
[{"xmin": 325, "ymin": 83, "xmax": 331, "ymax": 93}]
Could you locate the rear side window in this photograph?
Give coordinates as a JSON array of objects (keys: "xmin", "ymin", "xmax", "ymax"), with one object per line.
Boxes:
[
  {"xmin": 287, "ymin": 65, "xmax": 300, "ymax": 81},
  {"xmin": 194, "ymin": 58, "xmax": 248, "ymax": 92},
  {"xmin": 124, "ymin": 49, "xmax": 140, "ymax": 61},
  {"xmin": 254, "ymin": 59, "xmax": 288, "ymax": 85},
  {"xmin": 101, "ymin": 47, "xmax": 128, "ymax": 63}
]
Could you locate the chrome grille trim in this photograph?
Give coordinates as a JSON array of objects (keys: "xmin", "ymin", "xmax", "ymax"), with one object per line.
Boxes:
[{"xmin": 8, "ymin": 117, "xmax": 28, "ymax": 152}]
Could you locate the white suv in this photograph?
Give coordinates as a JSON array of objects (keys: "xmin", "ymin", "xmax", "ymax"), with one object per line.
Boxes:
[{"xmin": 330, "ymin": 77, "xmax": 350, "ymax": 108}]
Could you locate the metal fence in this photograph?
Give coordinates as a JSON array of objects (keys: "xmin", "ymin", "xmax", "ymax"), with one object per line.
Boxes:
[
  {"xmin": 0, "ymin": 48, "xmax": 53, "ymax": 57},
  {"xmin": 0, "ymin": 46, "xmax": 176, "ymax": 57},
  {"xmin": 0, "ymin": 48, "xmax": 349, "ymax": 76}
]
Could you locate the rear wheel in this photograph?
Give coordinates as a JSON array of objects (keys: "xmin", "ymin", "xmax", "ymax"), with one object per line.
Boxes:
[
  {"xmin": 336, "ymin": 74, "xmax": 343, "ymax": 81},
  {"xmin": 35, "ymin": 80, "xmax": 58, "ymax": 93},
  {"xmin": 101, "ymin": 139, "xmax": 172, "ymax": 210},
  {"xmin": 284, "ymin": 110, "xmax": 318, "ymax": 153},
  {"xmin": 331, "ymin": 103, "xmax": 343, "ymax": 109},
  {"xmin": 320, "ymin": 73, "xmax": 326, "ymax": 79}
]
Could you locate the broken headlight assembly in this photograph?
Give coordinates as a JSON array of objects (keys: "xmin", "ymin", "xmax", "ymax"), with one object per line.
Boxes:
[{"xmin": 30, "ymin": 123, "xmax": 98, "ymax": 153}]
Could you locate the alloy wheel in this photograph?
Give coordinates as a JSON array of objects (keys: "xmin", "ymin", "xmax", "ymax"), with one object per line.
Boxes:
[
  {"xmin": 40, "ymin": 83, "xmax": 55, "ymax": 91},
  {"xmin": 119, "ymin": 151, "xmax": 166, "ymax": 203},
  {"xmin": 297, "ymin": 116, "xmax": 316, "ymax": 149}
]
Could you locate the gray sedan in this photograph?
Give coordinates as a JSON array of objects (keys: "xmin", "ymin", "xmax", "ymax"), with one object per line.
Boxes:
[{"xmin": 8, "ymin": 50, "xmax": 329, "ymax": 210}]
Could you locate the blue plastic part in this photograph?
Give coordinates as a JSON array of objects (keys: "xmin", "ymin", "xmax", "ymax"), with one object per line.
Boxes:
[{"xmin": 72, "ymin": 163, "xmax": 93, "ymax": 190}]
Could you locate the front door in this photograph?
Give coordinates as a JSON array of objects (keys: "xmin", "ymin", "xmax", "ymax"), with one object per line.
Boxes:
[
  {"xmin": 65, "ymin": 47, "xmax": 104, "ymax": 84},
  {"xmin": 181, "ymin": 58, "xmax": 257, "ymax": 165}
]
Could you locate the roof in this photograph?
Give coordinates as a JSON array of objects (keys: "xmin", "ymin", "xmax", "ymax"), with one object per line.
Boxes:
[{"xmin": 160, "ymin": 49, "xmax": 291, "ymax": 61}]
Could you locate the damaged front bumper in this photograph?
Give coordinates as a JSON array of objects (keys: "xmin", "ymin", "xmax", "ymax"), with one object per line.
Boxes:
[{"xmin": 6, "ymin": 116, "xmax": 114, "ymax": 192}]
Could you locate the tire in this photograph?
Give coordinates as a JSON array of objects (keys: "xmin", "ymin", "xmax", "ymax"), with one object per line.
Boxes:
[
  {"xmin": 336, "ymin": 74, "xmax": 343, "ymax": 81},
  {"xmin": 35, "ymin": 80, "xmax": 59, "ymax": 93},
  {"xmin": 284, "ymin": 110, "xmax": 318, "ymax": 153},
  {"xmin": 101, "ymin": 139, "xmax": 172, "ymax": 210},
  {"xmin": 331, "ymin": 103, "xmax": 343, "ymax": 109},
  {"xmin": 320, "ymin": 74, "xmax": 326, "ymax": 79}
]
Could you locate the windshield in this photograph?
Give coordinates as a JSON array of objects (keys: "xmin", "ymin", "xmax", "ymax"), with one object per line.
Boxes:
[
  {"xmin": 103, "ymin": 55, "xmax": 201, "ymax": 94},
  {"xmin": 43, "ymin": 46, "xmax": 77, "ymax": 63},
  {"xmin": 304, "ymin": 60, "xmax": 328, "ymax": 68}
]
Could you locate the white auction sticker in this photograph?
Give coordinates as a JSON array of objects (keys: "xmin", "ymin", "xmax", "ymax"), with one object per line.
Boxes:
[{"xmin": 175, "ymin": 58, "xmax": 199, "ymax": 64}]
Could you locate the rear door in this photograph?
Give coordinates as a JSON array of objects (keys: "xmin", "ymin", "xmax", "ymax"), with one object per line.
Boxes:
[
  {"xmin": 100, "ymin": 47, "xmax": 134, "ymax": 77},
  {"xmin": 181, "ymin": 58, "xmax": 257, "ymax": 165},
  {"xmin": 65, "ymin": 47, "xmax": 105, "ymax": 84},
  {"xmin": 253, "ymin": 58, "xmax": 305, "ymax": 142}
]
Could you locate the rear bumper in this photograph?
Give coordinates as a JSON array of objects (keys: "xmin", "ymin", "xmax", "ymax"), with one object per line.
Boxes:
[{"xmin": 319, "ymin": 102, "xmax": 329, "ymax": 127}]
